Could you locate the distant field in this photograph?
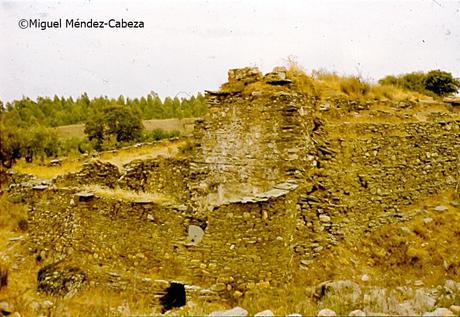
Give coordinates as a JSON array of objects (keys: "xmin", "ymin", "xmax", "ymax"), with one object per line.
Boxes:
[{"xmin": 54, "ymin": 118, "xmax": 198, "ymax": 139}]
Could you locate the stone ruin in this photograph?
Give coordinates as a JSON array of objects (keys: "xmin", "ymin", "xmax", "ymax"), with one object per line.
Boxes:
[{"xmin": 4, "ymin": 67, "xmax": 460, "ymax": 307}]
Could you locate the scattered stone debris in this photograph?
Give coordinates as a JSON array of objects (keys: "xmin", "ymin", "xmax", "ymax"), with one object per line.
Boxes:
[
  {"xmin": 37, "ymin": 263, "xmax": 87, "ymax": 297},
  {"xmin": 316, "ymin": 280, "xmax": 361, "ymax": 305}
]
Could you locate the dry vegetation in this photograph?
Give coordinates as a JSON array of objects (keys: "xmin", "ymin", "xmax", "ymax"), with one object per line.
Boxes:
[
  {"xmin": 11, "ymin": 139, "xmax": 185, "ymax": 179},
  {"xmin": 99, "ymin": 139, "xmax": 185, "ymax": 167},
  {"xmin": 54, "ymin": 118, "xmax": 196, "ymax": 140},
  {"xmin": 285, "ymin": 60, "xmax": 432, "ymax": 102}
]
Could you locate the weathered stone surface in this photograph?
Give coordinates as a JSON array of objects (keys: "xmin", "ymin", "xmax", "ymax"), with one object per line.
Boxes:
[
  {"xmin": 75, "ymin": 192, "xmax": 94, "ymax": 202},
  {"xmin": 394, "ymin": 301, "xmax": 416, "ymax": 316},
  {"xmin": 254, "ymin": 309, "xmax": 274, "ymax": 316},
  {"xmin": 423, "ymin": 307, "xmax": 454, "ymax": 316},
  {"xmin": 208, "ymin": 306, "xmax": 248, "ymax": 316},
  {"xmin": 318, "ymin": 308, "xmax": 337, "ymax": 316},
  {"xmin": 54, "ymin": 160, "xmax": 120, "ymax": 188},
  {"xmin": 449, "ymin": 305, "xmax": 460, "ymax": 314},
  {"xmin": 413, "ymin": 288, "xmax": 436, "ymax": 312},
  {"xmin": 434, "ymin": 205, "xmax": 449, "ymax": 212},
  {"xmin": 348, "ymin": 309, "xmax": 366, "ymax": 316},
  {"xmin": 119, "ymin": 158, "xmax": 189, "ymax": 200},
  {"xmin": 187, "ymin": 225, "xmax": 204, "ymax": 245},
  {"xmin": 37, "ymin": 263, "xmax": 87, "ymax": 297},
  {"xmin": 0, "ymin": 301, "xmax": 10, "ymax": 312},
  {"xmin": 317, "ymin": 280, "xmax": 361, "ymax": 305}
]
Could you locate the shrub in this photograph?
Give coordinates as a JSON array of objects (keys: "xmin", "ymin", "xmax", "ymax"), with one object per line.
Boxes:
[
  {"xmin": 145, "ymin": 129, "xmax": 181, "ymax": 142},
  {"xmin": 424, "ymin": 70, "xmax": 460, "ymax": 96},
  {"xmin": 379, "ymin": 70, "xmax": 460, "ymax": 97},
  {"xmin": 339, "ymin": 76, "xmax": 370, "ymax": 96}
]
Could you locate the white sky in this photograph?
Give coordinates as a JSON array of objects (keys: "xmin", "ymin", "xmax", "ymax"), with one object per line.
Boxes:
[{"xmin": 0, "ymin": 0, "xmax": 459, "ymax": 102}]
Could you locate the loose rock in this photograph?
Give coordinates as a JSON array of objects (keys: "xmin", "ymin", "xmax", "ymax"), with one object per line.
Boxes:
[
  {"xmin": 318, "ymin": 308, "xmax": 337, "ymax": 316},
  {"xmin": 434, "ymin": 205, "xmax": 448, "ymax": 212},
  {"xmin": 423, "ymin": 307, "xmax": 454, "ymax": 316},
  {"xmin": 208, "ymin": 306, "xmax": 248, "ymax": 316},
  {"xmin": 254, "ymin": 309, "xmax": 274, "ymax": 316}
]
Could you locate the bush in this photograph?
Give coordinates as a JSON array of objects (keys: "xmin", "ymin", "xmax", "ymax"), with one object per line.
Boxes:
[
  {"xmin": 379, "ymin": 70, "xmax": 460, "ymax": 97},
  {"xmin": 424, "ymin": 70, "xmax": 460, "ymax": 96},
  {"xmin": 84, "ymin": 105, "xmax": 144, "ymax": 150},
  {"xmin": 339, "ymin": 76, "xmax": 370, "ymax": 96},
  {"xmin": 145, "ymin": 129, "xmax": 181, "ymax": 141}
]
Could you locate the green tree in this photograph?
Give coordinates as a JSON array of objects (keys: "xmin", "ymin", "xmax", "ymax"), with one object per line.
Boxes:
[
  {"xmin": 0, "ymin": 122, "xmax": 22, "ymax": 168},
  {"xmin": 424, "ymin": 70, "xmax": 460, "ymax": 97},
  {"xmin": 379, "ymin": 70, "xmax": 459, "ymax": 97},
  {"xmin": 84, "ymin": 105, "xmax": 144, "ymax": 151}
]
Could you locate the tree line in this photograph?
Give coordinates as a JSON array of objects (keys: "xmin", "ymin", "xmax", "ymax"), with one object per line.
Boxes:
[
  {"xmin": 1, "ymin": 92, "xmax": 206, "ymax": 128},
  {"xmin": 0, "ymin": 93, "xmax": 207, "ymax": 167}
]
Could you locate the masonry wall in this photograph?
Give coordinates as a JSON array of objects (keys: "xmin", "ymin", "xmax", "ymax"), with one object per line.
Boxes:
[
  {"xmin": 5, "ymin": 67, "xmax": 460, "ymax": 306},
  {"xmin": 18, "ymin": 184, "xmax": 299, "ymax": 303},
  {"xmin": 293, "ymin": 118, "xmax": 460, "ymax": 263},
  {"xmin": 119, "ymin": 157, "xmax": 190, "ymax": 200},
  {"xmin": 190, "ymin": 68, "xmax": 317, "ymax": 206}
]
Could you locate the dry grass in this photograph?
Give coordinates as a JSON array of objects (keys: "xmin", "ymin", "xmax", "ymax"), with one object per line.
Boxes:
[
  {"xmin": 12, "ymin": 158, "xmax": 83, "ymax": 180},
  {"xmin": 0, "ymin": 195, "xmax": 28, "ymax": 233},
  {"xmin": 99, "ymin": 139, "xmax": 185, "ymax": 167},
  {"xmin": 54, "ymin": 118, "xmax": 197, "ymax": 140},
  {"xmin": 11, "ymin": 139, "xmax": 185, "ymax": 179},
  {"xmin": 295, "ymin": 191, "xmax": 460, "ymax": 290},
  {"xmin": 283, "ymin": 60, "xmax": 430, "ymax": 102},
  {"xmin": 53, "ymin": 124, "xmax": 85, "ymax": 139},
  {"xmin": 143, "ymin": 118, "xmax": 197, "ymax": 133}
]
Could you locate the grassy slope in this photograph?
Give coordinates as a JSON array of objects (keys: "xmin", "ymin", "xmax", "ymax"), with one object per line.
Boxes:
[{"xmin": 54, "ymin": 118, "xmax": 197, "ymax": 139}]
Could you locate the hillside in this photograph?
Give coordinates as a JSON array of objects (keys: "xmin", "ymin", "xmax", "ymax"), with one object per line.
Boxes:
[
  {"xmin": 54, "ymin": 118, "xmax": 197, "ymax": 140},
  {"xmin": 0, "ymin": 67, "xmax": 459, "ymax": 317}
]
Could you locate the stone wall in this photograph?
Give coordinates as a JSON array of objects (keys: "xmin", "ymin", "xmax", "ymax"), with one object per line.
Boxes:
[
  {"xmin": 5, "ymin": 66, "xmax": 460, "ymax": 307},
  {"xmin": 190, "ymin": 67, "xmax": 317, "ymax": 206},
  {"xmin": 119, "ymin": 157, "xmax": 190, "ymax": 201},
  {"xmin": 13, "ymin": 181, "xmax": 299, "ymax": 303},
  {"xmin": 292, "ymin": 117, "xmax": 460, "ymax": 263}
]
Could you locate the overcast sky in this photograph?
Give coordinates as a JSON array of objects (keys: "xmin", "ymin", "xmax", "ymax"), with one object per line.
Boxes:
[{"xmin": 0, "ymin": 0, "xmax": 459, "ymax": 102}]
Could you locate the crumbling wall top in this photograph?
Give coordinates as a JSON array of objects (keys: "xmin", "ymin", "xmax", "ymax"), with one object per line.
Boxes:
[{"xmin": 227, "ymin": 67, "xmax": 262, "ymax": 84}]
